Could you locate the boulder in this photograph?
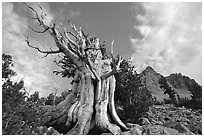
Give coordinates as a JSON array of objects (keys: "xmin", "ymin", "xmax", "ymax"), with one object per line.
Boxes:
[
  {"xmin": 36, "ymin": 126, "xmax": 61, "ymax": 135},
  {"xmin": 122, "ymin": 123, "xmax": 143, "ymax": 135},
  {"xmin": 161, "ymin": 127, "xmax": 180, "ymax": 135},
  {"xmin": 130, "ymin": 126, "xmax": 143, "ymax": 135},
  {"xmin": 174, "ymin": 123, "xmax": 194, "ymax": 135},
  {"xmin": 155, "ymin": 121, "xmax": 163, "ymax": 125},
  {"xmin": 142, "ymin": 125, "xmax": 171, "ymax": 135},
  {"xmin": 138, "ymin": 117, "xmax": 151, "ymax": 125}
]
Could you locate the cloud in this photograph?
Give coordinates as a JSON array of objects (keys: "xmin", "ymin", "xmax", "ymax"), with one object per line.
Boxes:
[
  {"xmin": 130, "ymin": 3, "xmax": 202, "ymax": 84},
  {"xmin": 2, "ymin": 3, "xmax": 64, "ymax": 96},
  {"xmin": 69, "ymin": 9, "xmax": 80, "ymax": 19}
]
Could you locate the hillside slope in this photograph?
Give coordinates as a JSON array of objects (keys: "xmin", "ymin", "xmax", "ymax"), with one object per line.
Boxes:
[
  {"xmin": 137, "ymin": 66, "xmax": 196, "ymax": 102},
  {"xmin": 166, "ymin": 73, "xmax": 201, "ymax": 99}
]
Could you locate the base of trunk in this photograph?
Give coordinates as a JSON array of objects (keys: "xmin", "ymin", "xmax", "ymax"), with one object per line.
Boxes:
[{"xmin": 41, "ymin": 74, "xmax": 128, "ymax": 135}]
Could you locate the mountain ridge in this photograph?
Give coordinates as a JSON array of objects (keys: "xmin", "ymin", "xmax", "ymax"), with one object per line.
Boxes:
[{"xmin": 137, "ymin": 66, "xmax": 201, "ymax": 102}]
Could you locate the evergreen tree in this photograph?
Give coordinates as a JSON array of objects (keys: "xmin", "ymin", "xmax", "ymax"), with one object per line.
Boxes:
[
  {"xmin": 2, "ymin": 54, "xmax": 43, "ymax": 134},
  {"xmin": 159, "ymin": 77, "xmax": 179, "ymax": 105},
  {"xmin": 115, "ymin": 59, "xmax": 154, "ymax": 123}
]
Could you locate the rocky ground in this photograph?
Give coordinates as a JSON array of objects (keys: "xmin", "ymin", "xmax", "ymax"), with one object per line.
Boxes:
[
  {"xmin": 103, "ymin": 104, "xmax": 202, "ymax": 135},
  {"xmin": 34, "ymin": 104, "xmax": 202, "ymax": 135},
  {"xmin": 127, "ymin": 104, "xmax": 202, "ymax": 135}
]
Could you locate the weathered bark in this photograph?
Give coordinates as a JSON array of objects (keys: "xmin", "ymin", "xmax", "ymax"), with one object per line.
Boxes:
[
  {"xmin": 24, "ymin": 3, "xmax": 129, "ymax": 135},
  {"xmin": 41, "ymin": 71, "xmax": 128, "ymax": 134}
]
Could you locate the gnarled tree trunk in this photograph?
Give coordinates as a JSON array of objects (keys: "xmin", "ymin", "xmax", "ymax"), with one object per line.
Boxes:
[{"xmin": 24, "ymin": 3, "xmax": 129, "ymax": 135}]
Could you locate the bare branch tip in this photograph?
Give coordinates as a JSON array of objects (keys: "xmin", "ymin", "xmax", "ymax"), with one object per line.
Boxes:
[{"xmin": 37, "ymin": 4, "xmax": 43, "ymax": 10}]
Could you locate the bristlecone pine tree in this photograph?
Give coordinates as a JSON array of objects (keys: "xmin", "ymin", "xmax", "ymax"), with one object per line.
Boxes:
[{"xmin": 24, "ymin": 3, "xmax": 129, "ymax": 135}]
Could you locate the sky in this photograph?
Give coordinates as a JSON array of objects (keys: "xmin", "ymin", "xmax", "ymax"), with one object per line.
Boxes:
[{"xmin": 2, "ymin": 2, "xmax": 202, "ymax": 97}]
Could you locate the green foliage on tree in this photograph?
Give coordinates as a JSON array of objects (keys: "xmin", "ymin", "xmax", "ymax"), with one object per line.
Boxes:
[
  {"xmin": 158, "ymin": 77, "xmax": 178, "ymax": 105},
  {"xmin": 45, "ymin": 90, "xmax": 70, "ymax": 106},
  {"xmin": 28, "ymin": 91, "xmax": 40, "ymax": 104},
  {"xmin": 114, "ymin": 59, "xmax": 154, "ymax": 123},
  {"xmin": 2, "ymin": 54, "xmax": 44, "ymax": 135},
  {"xmin": 2, "ymin": 54, "xmax": 26, "ymax": 113},
  {"xmin": 188, "ymin": 83, "xmax": 202, "ymax": 109},
  {"xmin": 2, "ymin": 54, "xmax": 16, "ymax": 79},
  {"xmin": 45, "ymin": 93, "xmax": 55, "ymax": 105},
  {"xmin": 60, "ymin": 90, "xmax": 71, "ymax": 100}
]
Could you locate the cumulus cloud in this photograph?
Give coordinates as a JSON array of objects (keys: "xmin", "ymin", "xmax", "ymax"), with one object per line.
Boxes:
[
  {"xmin": 56, "ymin": 5, "xmax": 81, "ymax": 21},
  {"xmin": 2, "ymin": 3, "xmax": 64, "ymax": 96},
  {"xmin": 131, "ymin": 3, "xmax": 202, "ymax": 84},
  {"xmin": 69, "ymin": 8, "xmax": 81, "ymax": 19}
]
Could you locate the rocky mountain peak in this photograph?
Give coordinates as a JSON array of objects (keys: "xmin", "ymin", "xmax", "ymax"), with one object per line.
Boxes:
[
  {"xmin": 143, "ymin": 66, "xmax": 157, "ymax": 74},
  {"xmin": 137, "ymin": 66, "xmax": 197, "ymax": 102},
  {"xmin": 166, "ymin": 73, "xmax": 201, "ymax": 90}
]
